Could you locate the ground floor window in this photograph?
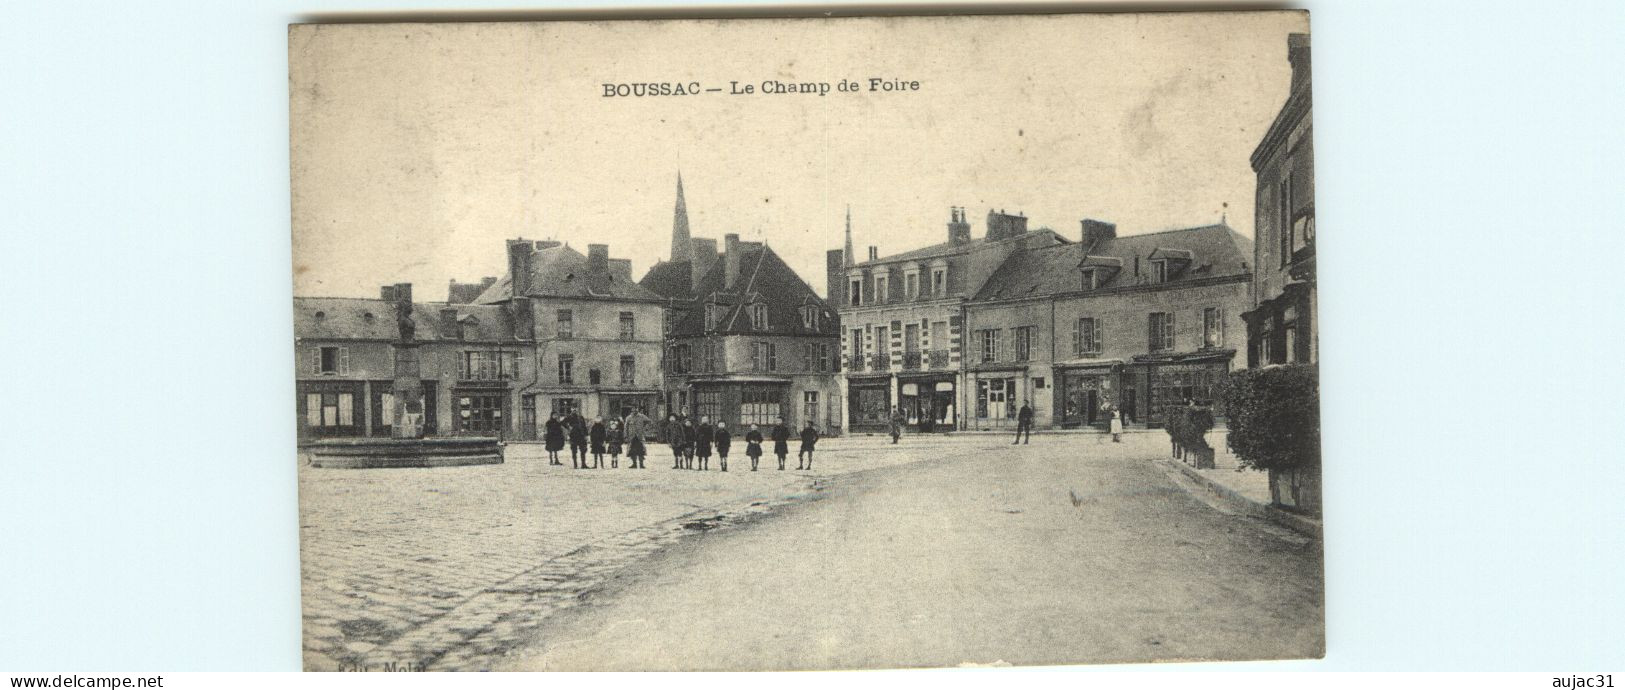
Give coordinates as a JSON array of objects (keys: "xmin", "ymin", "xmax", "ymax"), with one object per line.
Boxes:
[
  {"xmin": 549, "ymin": 397, "xmax": 579, "ymax": 418},
  {"xmin": 976, "ymin": 378, "xmax": 1016, "ymax": 419},
  {"xmin": 802, "ymin": 391, "xmax": 819, "ymax": 428},
  {"xmin": 604, "ymin": 394, "xmax": 656, "ymax": 420},
  {"xmin": 306, "ymin": 391, "xmax": 355, "ymax": 430},
  {"xmin": 849, "ymin": 384, "xmax": 889, "ymax": 427},
  {"xmin": 740, "ymin": 385, "xmax": 785, "ymax": 427},
  {"xmin": 900, "ymin": 380, "xmax": 955, "ymax": 430},
  {"xmin": 1150, "ymin": 365, "xmax": 1222, "ymax": 421},
  {"xmin": 695, "ymin": 388, "xmax": 723, "ymax": 422},
  {"xmin": 457, "ymin": 393, "xmax": 506, "ymax": 435}
]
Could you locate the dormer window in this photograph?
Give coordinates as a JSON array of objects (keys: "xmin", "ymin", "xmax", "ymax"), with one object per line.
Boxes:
[
  {"xmin": 903, "ymin": 264, "xmax": 921, "ymax": 299},
  {"xmin": 749, "ymin": 303, "xmax": 768, "ymax": 331},
  {"xmin": 1147, "ymin": 248, "xmax": 1193, "ymax": 284},
  {"xmin": 704, "ymin": 303, "xmax": 721, "ymax": 332},
  {"xmin": 874, "ymin": 274, "xmax": 889, "ymax": 304},
  {"xmin": 460, "ymin": 318, "xmax": 479, "ymax": 341},
  {"xmin": 1151, "ymin": 260, "xmax": 1168, "ymax": 284},
  {"xmin": 1081, "ymin": 269, "xmax": 1098, "ymax": 291},
  {"xmin": 848, "ymin": 275, "xmax": 863, "ymax": 306},
  {"xmin": 800, "ymin": 304, "xmax": 820, "ymax": 330},
  {"xmin": 931, "ymin": 266, "xmax": 947, "ymax": 296}
]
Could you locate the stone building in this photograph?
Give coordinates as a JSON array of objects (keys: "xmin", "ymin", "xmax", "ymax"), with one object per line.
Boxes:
[
  {"xmin": 830, "ymin": 207, "xmax": 1067, "ymax": 433},
  {"xmin": 641, "ymin": 175, "xmax": 843, "ymax": 432},
  {"xmin": 294, "ymin": 283, "xmax": 528, "ymax": 440},
  {"xmin": 473, "ymin": 239, "xmax": 666, "ymax": 437},
  {"xmin": 966, "ymin": 221, "xmax": 1253, "ymax": 430},
  {"xmin": 1244, "ymin": 32, "xmax": 1316, "ymax": 367},
  {"xmin": 293, "ymin": 239, "xmax": 662, "ymax": 442}
]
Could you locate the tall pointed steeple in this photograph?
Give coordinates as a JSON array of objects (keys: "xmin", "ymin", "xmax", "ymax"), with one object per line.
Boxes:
[
  {"xmin": 670, "ymin": 172, "xmax": 692, "ymax": 264},
  {"xmin": 843, "ymin": 205, "xmax": 855, "ymax": 267}
]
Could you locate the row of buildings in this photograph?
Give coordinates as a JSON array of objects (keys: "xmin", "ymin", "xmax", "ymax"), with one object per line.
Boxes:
[{"xmin": 294, "ymin": 33, "xmax": 1315, "ymax": 443}]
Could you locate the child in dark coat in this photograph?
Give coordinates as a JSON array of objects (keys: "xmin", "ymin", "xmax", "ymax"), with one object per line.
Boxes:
[
  {"xmin": 543, "ymin": 414, "xmax": 565, "ymax": 465},
  {"xmin": 606, "ymin": 420, "xmax": 624, "ymax": 468},
  {"xmin": 770, "ymin": 417, "xmax": 791, "ymax": 471},
  {"xmin": 798, "ymin": 421, "xmax": 818, "ymax": 470},
  {"xmin": 745, "ymin": 424, "xmax": 764, "ymax": 472},
  {"xmin": 714, "ymin": 421, "xmax": 732, "ymax": 472},
  {"xmin": 589, "ymin": 418, "xmax": 606, "ymax": 469},
  {"xmin": 695, "ymin": 417, "xmax": 714, "ymax": 471}
]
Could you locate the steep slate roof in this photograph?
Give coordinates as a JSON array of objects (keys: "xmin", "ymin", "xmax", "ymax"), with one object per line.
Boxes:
[
  {"xmin": 474, "ymin": 244, "xmax": 664, "ymax": 304},
  {"xmin": 293, "ymin": 297, "xmax": 518, "ymax": 342},
  {"xmin": 973, "ymin": 224, "xmax": 1253, "ymax": 301},
  {"xmin": 668, "ymin": 243, "xmax": 840, "ymax": 338},
  {"xmin": 853, "ymin": 228, "xmax": 1071, "ymax": 267},
  {"xmin": 637, "ymin": 259, "xmax": 694, "ymax": 300}
]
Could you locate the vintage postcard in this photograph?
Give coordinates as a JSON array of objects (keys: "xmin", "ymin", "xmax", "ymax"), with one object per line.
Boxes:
[{"xmin": 291, "ymin": 10, "xmax": 1322, "ymax": 671}]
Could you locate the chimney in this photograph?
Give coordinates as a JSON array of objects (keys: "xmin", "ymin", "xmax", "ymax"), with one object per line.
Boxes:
[
  {"xmin": 392, "ymin": 283, "xmax": 412, "ymax": 305},
  {"xmin": 985, "ymin": 209, "xmax": 1028, "ymax": 242},
  {"xmin": 438, "ymin": 307, "xmax": 458, "ymax": 338},
  {"xmin": 724, "ymin": 233, "xmax": 742, "ymax": 290},
  {"xmin": 947, "ymin": 207, "xmax": 971, "ymax": 245},
  {"xmin": 1081, "ymin": 219, "xmax": 1117, "ymax": 248},
  {"xmin": 534, "ymin": 240, "xmax": 561, "ymax": 251},
  {"xmin": 506, "ymin": 239, "xmax": 534, "ymax": 297},
  {"xmin": 587, "ymin": 244, "xmax": 610, "ymax": 276},
  {"xmin": 380, "ymin": 285, "xmax": 397, "ymax": 302},
  {"xmin": 868, "ymin": 246, "xmax": 879, "ymax": 262},
  {"xmin": 607, "ymin": 258, "xmax": 632, "ymax": 283},
  {"xmin": 510, "ymin": 296, "xmax": 534, "ymax": 340},
  {"xmin": 1288, "ymin": 33, "xmax": 1311, "ymax": 93},
  {"xmin": 690, "ymin": 237, "xmax": 719, "ymax": 288},
  {"xmin": 826, "ymin": 249, "xmax": 845, "ymax": 305}
]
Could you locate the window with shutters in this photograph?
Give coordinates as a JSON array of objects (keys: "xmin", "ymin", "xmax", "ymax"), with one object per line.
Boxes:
[
  {"xmin": 619, "ymin": 355, "xmax": 635, "ymax": 384},
  {"xmin": 314, "ymin": 346, "xmax": 349, "ymax": 375},
  {"xmin": 1203, "ymin": 307, "xmax": 1225, "ymax": 348},
  {"xmin": 977, "ymin": 329, "xmax": 1000, "ymax": 363},
  {"xmin": 1149, "ymin": 312, "xmax": 1175, "ymax": 353},
  {"xmin": 1075, "ymin": 318, "xmax": 1101, "ymax": 356},
  {"xmin": 1013, "ymin": 326, "xmax": 1034, "ymax": 362},
  {"xmin": 462, "ymin": 351, "xmax": 516, "ymax": 380},
  {"xmin": 751, "ymin": 342, "xmax": 777, "ymax": 372},
  {"xmin": 556, "ymin": 309, "xmax": 573, "ymax": 339}
]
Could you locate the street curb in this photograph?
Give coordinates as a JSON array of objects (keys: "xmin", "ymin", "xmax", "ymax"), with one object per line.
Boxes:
[{"xmin": 1158, "ymin": 458, "xmax": 1322, "ymax": 540}]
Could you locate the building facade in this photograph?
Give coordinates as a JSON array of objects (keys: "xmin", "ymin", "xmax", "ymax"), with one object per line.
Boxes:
[
  {"xmin": 641, "ymin": 177, "xmax": 843, "ymax": 433},
  {"xmin": 1244, "ymin": 32, "xmax": 1316, "ymax": 367},
  {"xmin": 831, "ymin": 207, "xmax": 1068, "ymax": 433},
  {"xmin": 294, "ymin": 239, "xmax": 663, "ymax": 443},
  {"xmin": 965, "ymin": 221, "xmax": 1253, "ymax": 430},
  {"xmin": 474, "ymin": 239, "xmax": 666, "ymax": 437}
]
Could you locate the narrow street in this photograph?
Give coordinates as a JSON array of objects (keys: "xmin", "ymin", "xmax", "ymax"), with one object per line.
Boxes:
[{"xmin": 501, "ymin": 438, "xmax": 1324, "ymax": 670}]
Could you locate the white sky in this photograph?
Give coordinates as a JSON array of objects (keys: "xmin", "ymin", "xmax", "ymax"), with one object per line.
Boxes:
[{"xmin": 290, "ymin": 11, "xmax": 1307, "ymax": 300}]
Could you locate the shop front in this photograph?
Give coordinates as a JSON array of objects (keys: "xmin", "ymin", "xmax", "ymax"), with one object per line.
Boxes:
[
  {"xmin": 968, "ymin": 366, "xmax": 1027, "ymax": 429},
  {"xmin": 1135, "ymin": 351, "xmax": 1235, "ymax": 426},
  {"xmin": 897, "ymin": 375, "xmax": 956, "ymax": 432},
  {"xmin": 847, "ymin": 376, "xmax": 892, "ymax": 432},
  {"xmin": 451, "ymin": 381, "xmax": 510, "ymax": 438}
]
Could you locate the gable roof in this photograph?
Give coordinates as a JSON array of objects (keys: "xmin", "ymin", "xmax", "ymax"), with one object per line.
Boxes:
[
  {"xmin": 293, "ymin": 297, "xmax": 519, "ymax": 342},
  {"xmin": 973, "ymin": 224, "xmax": 1254, "ymax": 302},
  {"xmin": 667, "ymin": 244, "xmax": 839, "ymax": 338},
  {"xmin": 637, "ymin": 259, "xmax": 693, "ymax": 300},
  {"xmin": 475, "ymin": 244, "xmax": 663, "ymax": 304}
]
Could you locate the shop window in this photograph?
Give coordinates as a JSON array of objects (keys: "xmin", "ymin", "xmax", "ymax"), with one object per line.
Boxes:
[
  {"xmin": 976, "ymin": 378, "xmax": 1015, "ymax": 419},
  {"xmin": 740, "ymin": 386, "xmax": 783, "ymax": 427},
  {"xmin": 305, "ymin": 391, "xmax": 355, "ymax": 430},
  {"xmin": 549, "ymin": 397, "xmax": 578, "ymax": 418},
  {"xmin": 457, "ymin": 393, "xmax": 504, "ymax": 434},
  {"xmin": 695, "ymin": 389, "xmax": 722, "ymax": 422}
]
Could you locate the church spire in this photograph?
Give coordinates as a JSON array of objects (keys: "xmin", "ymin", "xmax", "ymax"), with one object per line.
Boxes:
[
  {"xmin": 843, "ymin": 205, "xmax": 855, "ymax": 267},
  {"xmin": 671, "ymin": 172, "xmax": 692, "ymax": 264}
]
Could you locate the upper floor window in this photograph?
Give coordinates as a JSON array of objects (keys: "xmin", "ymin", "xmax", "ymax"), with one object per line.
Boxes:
[
  {"xmin": 663, "ymin": 309, "xmax": 675, "ymax": 336},
  {"xmin": 749, "ymin": 303, "xmax": 768, "ymax": 330},
  {"xmin": 556, "ymin": 353, "xmax": 574, "ymax": 384},
  {"xmin": 874, "ymin": 275, "xmax": 889, "ymax": 304},
  {"xmin": 313, "ymin": 346, "xmax": 349, "ymax": 376},
  {"xmin": 751, "ymin": 342, "xmax": 777, "ymax": 372},
  {"xmin": 800, "ymin": 304, "xmax": 820, "ymax": 330},
  {"xmin": 556, "ymin": 309, "xmax": 573, "ymax": 339},
  {"xmin": 977, "ymin": 329, "xmax": 1000, "ymax": 363},
  {"xmin": 669, "ymin": 344, "xmax": 693, "ymax": 374},
  {"xmin": 1203, "ymin": 307, "xmax": 1225, "ymax": 349},
  {"xmin": 931, "ymin": 267, "xmax": 947, "ymax": 296},
  {"xmin": 704, "ymin": 303, "xmax": 723, "ymax": 332},
  {"xmin": 1278, "ymin": 174, "xmax": 1293, "ymax": 268},
  {"xmin": 1150, "ymin": 260, "xmax": 1168, "ymax": 285},
  {"xmin": 619, "ymin": 355, "xmax": 636, "ymax": 384},
  {"xmin": 1013, "ymin": 326, "xmax": 1034, "ymax": 362},
  {"xmin": 904, "ymin": 272, "xmax": 919, "ymax": 299},
  {"xmin": 463, "ymin": 350, "xmax": 517, "ymax": 381},
  {"xmin": 1081, "ymin": 269, "xmax": 1098, "ymax": 291},
  {"xmin": 619, "ymin": 311, "xmax": 635, "ymax": 340},
  {"xmin": 1074, "ymin": 317, "xmax": 1101, "ymax": 356},
  {"xmin": 459, "ymin": 320, "xmax": 479, "ymax": 341},
  {"xmin": 702, "ymin": 340, "xmax": 720, "ymax": 372},
  {"xmin": 1149, "ymin": 312, "xmax": 1175, "ymax": 353},
  {"xmin": 849, "ymin": 277, "xmax": 862, "ymax": 306}
]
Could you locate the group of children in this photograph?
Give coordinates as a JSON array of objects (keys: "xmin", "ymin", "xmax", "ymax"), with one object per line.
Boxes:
[
  {"xmin": 542, "ymin": 409, "xmax": 655, "ymax": 469},
  {"xmin": 661, "ymin": 415, "xmax": 818, "ymax": 472},
  {"xmin": 540, "ymin": 410, "xmax": 820, "ymax": 472}
]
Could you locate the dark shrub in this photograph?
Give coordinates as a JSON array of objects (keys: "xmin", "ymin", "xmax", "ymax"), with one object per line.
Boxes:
[{"xmin": 1219, "ymin": 364, "xmax": 1320, "ymax": 472}]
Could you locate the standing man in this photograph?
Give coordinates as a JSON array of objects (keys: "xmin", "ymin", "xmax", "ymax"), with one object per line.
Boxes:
[
  {"xmin": 625, "ymin": 407, "xmax": 653, "ymax": 469},
  {"xmin": 770, "ymin": 416, "xmax": 791, "ymax": 471},
  {"xmin": 798, "ymin": 420, "xmax": 818, "ymax": 471},
  {"xmin": 888, "ymin": 407, "xmax": 906, "ymax": 445},
  {"xmin": 567, "ymin": 411, "xmax": 589, "ymax": 469},
  {"xmin": 1014, "ymin": 401, "xmax": 1033, "ymax": 445},
  {"xmin": 665, "ymin": 414, "xmax": 683, "ymax": 469}
]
